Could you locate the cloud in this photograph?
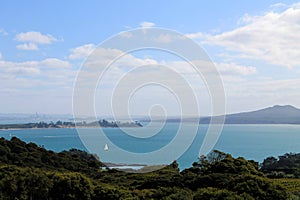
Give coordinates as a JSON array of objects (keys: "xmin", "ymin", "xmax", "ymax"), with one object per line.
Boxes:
[
  {"xmin": 15, "ymin": 31, "xmax": 60, "ymax": 51},
  {"xmin": 269, "ymin": 3, "xmax": 288, "ymax": 11},
  {"xmin": 40, "ymin": 58, "xmax": 72, "ymax": 69},
  {"xmin": 153, "ymin": 33, "xmax": 187, "ymax": 44},
  {"xmin": 185, "ymin": 32, "xmax": 206, "ymax": 39},
  {"xmin": 154, "ymin": 34, "xmax": 173, "ymax": 43},
  {"xmin": 0, "ymin": 57, "xmax": 76, "ymax": 114},
  {"xmin": 69, "ymin": 44, "xmax": 96, "ymax": 60},
  {"xmin": 79, "ymin": 47, "xmax": 159, "ymax": 82},
  {"xmin": 0, "ymin": 58, "xmax": 73, "ymax": 78},
  {"xmin": 80, "ymin": 47, "xmax": 255, "ymax": 90},
  {"xmin": 140, "ymin": 21, "xmax": 155, "ymax": 28},
  {"xmin": 0, "ymin": 60, "xmax": 40, "ymax": 75},
  {"xmin": 119, "ymin": 31, "xmax": 133, "ymax": 38},
  {"xmin": 224, "ymin": 77, "xmax": 300, "ymax": 110},
  {"xmin": 0, "ymin": 52, "xmax": 2, "ymax": 60},
  {"xmin": 6, "ymin": 66, "xmax": 40, "ymax": 75},
  {"xmin": 16, "ymin": 43, "xmax": 39, "ymax": 50},
  {"xmin": 189, "ymin": 3, "xmax": 300, "ymax": 68},
  {"xmin": 1, "ymin": 43, "xmax": 298, "ymax": 114},
  {"xmin": 216, "ymin": 62, "xmax": 257, "ymax": 76},
  {"xmin": 0, "ymin": 29, "xmax": 8, "ymax": 35},
  {"xmin": 15, "ymin": 31, "xmax": 58, "ymax": 44}
]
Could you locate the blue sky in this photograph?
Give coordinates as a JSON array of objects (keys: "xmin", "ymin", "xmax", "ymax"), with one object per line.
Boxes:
[{"xmin": 0, "ymin": 0, "xmax": 300, "ymax": 115}]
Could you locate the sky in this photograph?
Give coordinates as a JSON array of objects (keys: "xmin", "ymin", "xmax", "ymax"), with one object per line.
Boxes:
[{"xmin": 0, "ymin": 0, "xmax": 300, "ymax": 116}]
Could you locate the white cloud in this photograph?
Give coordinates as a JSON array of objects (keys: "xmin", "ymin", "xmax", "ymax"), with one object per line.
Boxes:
[
  {"xmin": 185, "ymin": 32, "xmax": 206, "ymax": 39},
  {"xmin": 80, "ymin": 47, "xmax": 255, "ymax": 92},
  {"xmin": 140, "ymin": 21, "xmax": 155, "ymax": 28},
  {"xmin": 0, "ymin": 29, "xmax": 8, "ymax": 35},
  {"xmin": 119, "ymin": 31, "xmax": 133, "ymax": 38},
  {"xmin": 154, "ymin": 34, "xmax": 173, "ymax": 43},
  {"xmin": 16, "ymin": 43, "xmax": 39, "ymax": 50},
  {"xmin": 190, "ymin": 3, "xmax": 300, "ymax": 68},
  {"xmin": 0, "ymin": 58, "xmax": 73, "ymax": 78},
  {"xmin": 270, "ymin": 3, "xmax": 288, "ymax": 11},
  {"xmin": 0, "ymin": 60, "xmax": 40, "ymax": 75},
  {"xmin": 1, "ymin": 43, "xmax": 299, "ymax": 114},
  {"xmin": 40, "ymin": 58, "xmax": 72, "ymax": 69},
  {"xmin": 79, "ymin": 47, "xmax": 159, "ymax": 81},
  {"xmin": 0, "ymin": 52, "xmax": 2, "ymax": 60},
  {"xmin": 15, "ymin": 31, "xmax": 60, "ymax": 51},
  {"xmin": 0, "ymin": 57, "xmax": 76, "ymax": 114},
  {"xmin": 15, "ymin": 31, "xmax": 58, "ymax": 44},
  {"xmin": 69, "ymin": 44, "xmax": 96, "ymax": 60},
  {"xmin": 6, "ymin": 66, "xmax": 40, "ymax": 75},
  {"xmin": 216, "ymin": 62, "xmax": 257, "ymax": 76},
  {"xmin": 86, "ymin": 48, "xmax": 284, "ymax": 116},
  {"xmin": 153, "ymin": 33, "xmax": 187, "ymax": 44},
  {"xmin": 224, "ymin": 77, "xmax": 300, "ymax": 112}
]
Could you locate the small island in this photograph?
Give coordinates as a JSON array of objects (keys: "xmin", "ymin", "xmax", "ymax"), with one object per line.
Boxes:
[{"xmin": 0, "ymin": 119, "xmax": 143, "ymax": 130}]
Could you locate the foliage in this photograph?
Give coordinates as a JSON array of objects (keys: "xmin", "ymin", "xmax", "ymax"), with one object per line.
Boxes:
[
  {"xmin": 0, "ymin": 165, "xmax": 94, "ymax": 200},
  {"xmin": 193, "ymin": 187, "xmax": 253, "ymax": 200},
  {"xmin": 261, "ymin": 152, "xmax": 300, "ymax": 178},
  {"xmin": 0, "ymin": 137, "xmax": 103, "ymax": 175},
  {"xmin": 0, "ymin": 138, "xmax": 295, "ymax": 199},
  {"xmin": 49, "ymin": 172, "xmax": 94, "ymax": 200},
  {"xmin": 181, "ymin": 150, "xmax": 288, "ymax": 199},
  {"xmin": 273, "ymin": 178, "xmax": 300, "ymax": 198}
]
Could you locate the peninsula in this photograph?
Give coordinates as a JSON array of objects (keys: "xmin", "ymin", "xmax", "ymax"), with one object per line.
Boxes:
[{"xmin": 0, "ymin": 119, "xmax": 142, "ymax": 130}]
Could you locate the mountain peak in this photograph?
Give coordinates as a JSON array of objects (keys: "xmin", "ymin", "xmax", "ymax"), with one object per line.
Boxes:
[
  {"xmin": 220, "ymin": 104, "xmax": 300, "ymax": 124},
  {"xmin": 271, "ymin": 105, "xmax": 298, "ymax": 110}
]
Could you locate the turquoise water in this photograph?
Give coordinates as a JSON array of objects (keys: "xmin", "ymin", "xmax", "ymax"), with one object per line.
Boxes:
[{"xmin": 0, "ymin": 124, "xmax": 300, "ymax": 169}]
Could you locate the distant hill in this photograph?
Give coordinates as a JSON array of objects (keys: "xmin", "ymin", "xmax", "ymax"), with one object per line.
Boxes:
[
  {"xmin": 139, "ymin": 105, "xmax": 300, "ymax": 124},
  {"xmin": 200, "ymin": 105, "xmax": 300, "ymax": 124}
]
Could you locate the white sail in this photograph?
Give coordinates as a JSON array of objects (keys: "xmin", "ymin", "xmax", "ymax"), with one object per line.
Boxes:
[{"xmin": 104, "ymin": 144, "xmax": 109, "ymax": 151}]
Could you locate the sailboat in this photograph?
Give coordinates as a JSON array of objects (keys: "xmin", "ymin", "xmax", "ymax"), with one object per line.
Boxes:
[{"xmin": 104, "ymin": 144, "xmax": 109, "ymax": 151}]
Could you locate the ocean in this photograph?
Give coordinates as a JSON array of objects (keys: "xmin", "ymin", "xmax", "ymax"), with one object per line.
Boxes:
[{"xmin": 0, "ymin": 123, "xmax": 300, "ymax": 170}]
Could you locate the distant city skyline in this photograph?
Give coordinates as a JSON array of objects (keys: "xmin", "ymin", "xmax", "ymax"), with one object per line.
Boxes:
[{"xmin": 0, "ymin": 1, "xmax": 300, "ymax": 116}]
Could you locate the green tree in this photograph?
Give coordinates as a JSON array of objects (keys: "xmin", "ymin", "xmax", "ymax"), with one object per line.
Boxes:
[{"xmin": 49, "ymin": 172, "xmax": 94, "ymax": 200}]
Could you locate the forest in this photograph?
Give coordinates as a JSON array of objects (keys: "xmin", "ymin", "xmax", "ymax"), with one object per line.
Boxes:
[{"xmin": 0, "ymin": 137, "xmax": 299, "ymax": 199}]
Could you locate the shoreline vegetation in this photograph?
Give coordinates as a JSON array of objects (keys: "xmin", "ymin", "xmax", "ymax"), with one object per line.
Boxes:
[
  {"xmin": 0, "ymin": 137, "xmax": 299, "ymax": 199},
  {"xmin": 0, "ymin": 119, "xmax": 143, "ymax": 130}
]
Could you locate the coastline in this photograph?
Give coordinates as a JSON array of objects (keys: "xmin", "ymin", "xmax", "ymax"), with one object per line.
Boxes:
[
  {"xmin": 102, "ymin": 162, "xmax": 168, "ymax": 172},
  {"xmin": 0, "ymin": 126, "xmax": 143, "ymax": 131},
  {"xmin": 0, "ymin": 121, "xmax": 143, "ymax": 130}
]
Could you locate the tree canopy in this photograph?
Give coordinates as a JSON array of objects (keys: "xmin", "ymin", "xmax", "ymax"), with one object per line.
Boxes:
[{"xmin": 0, "ymin": 137, "xmax": 297, "ymax": 199}]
